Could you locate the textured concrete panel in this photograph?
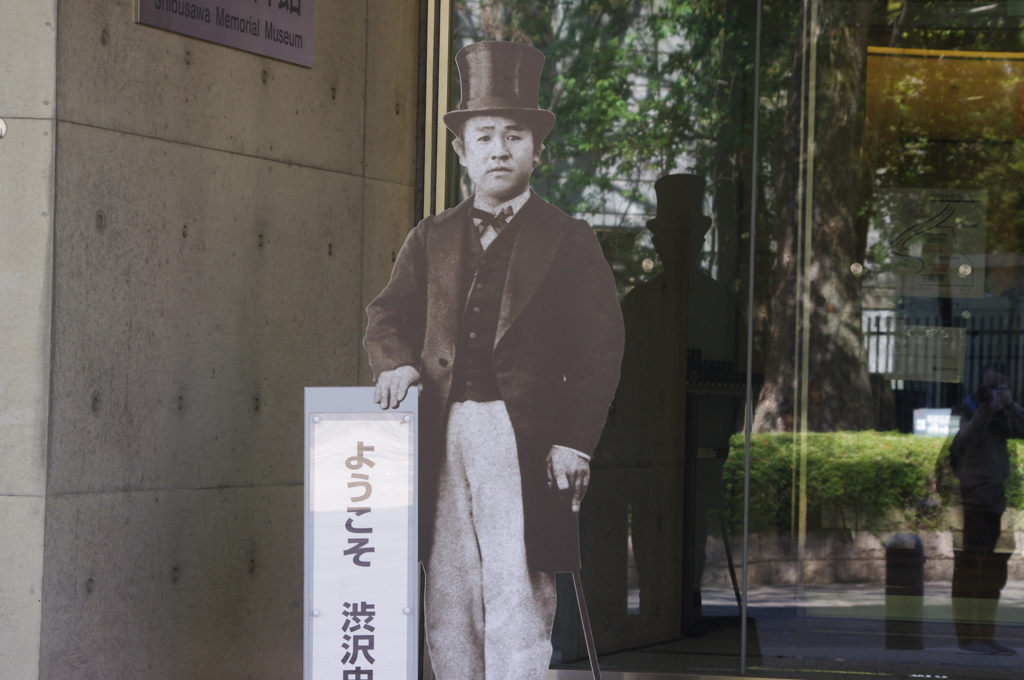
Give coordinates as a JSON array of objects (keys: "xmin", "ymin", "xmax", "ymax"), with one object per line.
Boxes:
[
  {"xmin": 49, "ymin": 123, "xmax": 364, "ymax": 495},
  {"xmin": 0, "ymin": 496, "xmax": 45, "ymax": 680},
  {"xmin": 0, "ymin": 1, "xmax": 56, "ymax": 118},
  {"xmin": 0, "ymin": 118, "xmax": 53, "ymax": 497},
  {"xmin": 56, "ymin": 0, "xmax": 368, "ymax": 176},
  {"xmin": 1, "ymin": 5, "xmax": 55, "ymax": 677},
  {"xmin": 35, "ymin": 1, "xmax": 421, "ymax": 676},
  {"xmin": 364, "ymin": 0, "xmax": 420, "ymax": 186},
  {"xmin": 39, "ymin": 486, "xmax": 302, "ymax": 680},
  {"xmin": 358, "ymin": 177, "xmax": 417, "ymax": 385}
]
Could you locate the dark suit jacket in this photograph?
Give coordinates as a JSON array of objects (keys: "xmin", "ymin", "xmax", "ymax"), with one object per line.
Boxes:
[
  {"xmin": 364, "ymin": 191, "xmax": 624, "ymax": 572},
  {"xmin": 951, "ymin": 400, "xmax": 1024, "ymax": 514}
]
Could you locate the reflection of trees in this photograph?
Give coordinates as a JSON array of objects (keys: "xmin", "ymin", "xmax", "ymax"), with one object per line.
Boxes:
[
  {"xmin": 453, "ymin": 0, "xmax": 779, "ymax": 308},
  {"xmin": 455, "ymin": 0, "xmax": 875, "ymax": 433},
  {"xmin": 455, "ymin": 0, "xmax": 742, "ymax": 218},
  {"xmin": 865, "ymin": 5, "xmax": 1024, "ymax": 262},
  {"xmin": 753, "ymin": 0, "xmax": 875, "ymax": 433},
  {"xmin": 754, "ymin": 2, "xmax": 1024, "ymax": 432},
  {"xmin": 451, "ymin": 1, "xmax": 1024, "ymax": 432}
]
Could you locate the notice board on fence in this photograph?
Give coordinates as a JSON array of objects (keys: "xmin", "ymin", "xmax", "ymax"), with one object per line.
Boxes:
[{"xmin": 304, "ymin": 387, "xmax": 418, "ymax": 680}]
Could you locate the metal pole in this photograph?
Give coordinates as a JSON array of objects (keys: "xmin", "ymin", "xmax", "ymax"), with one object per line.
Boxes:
[
  {"xmin": 740, "ymin": 0, "xmax": 764, "ymax": 672},
  {"xmin": 572, "ymin": 570, "xmax": 602, "ymax": 680}
]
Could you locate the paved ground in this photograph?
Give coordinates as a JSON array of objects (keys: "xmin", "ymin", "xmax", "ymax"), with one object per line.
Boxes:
[{"xmin": 551, "ymin": 583, "xmax": 1024, "ymax": 679}]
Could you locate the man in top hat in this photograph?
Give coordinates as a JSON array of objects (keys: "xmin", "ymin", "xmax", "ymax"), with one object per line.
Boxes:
[{"xmin": 363, "ymin": 41, "xmax": 624, "ymax": 679}]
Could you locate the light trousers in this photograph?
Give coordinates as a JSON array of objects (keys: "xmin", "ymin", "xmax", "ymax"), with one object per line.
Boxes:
[{"xmin": 424, "ymin": 400, "xmax": 557, "ymax": 680}]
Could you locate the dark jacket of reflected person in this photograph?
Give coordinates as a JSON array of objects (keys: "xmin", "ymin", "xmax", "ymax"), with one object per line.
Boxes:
[{"xmin": 951, "ymin": 367, "xmax": 1024, "ymax": 529}]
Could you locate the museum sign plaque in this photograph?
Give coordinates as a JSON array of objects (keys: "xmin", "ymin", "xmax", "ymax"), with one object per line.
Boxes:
[{"xmin": 138, "ymin": 0, "xmax": 314, "ymax": 67}]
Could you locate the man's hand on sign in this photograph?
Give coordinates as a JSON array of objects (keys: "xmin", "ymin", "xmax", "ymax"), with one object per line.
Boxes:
[
  {"xmin": 374, "ymin": 365, "xmax": 420, "ymax": 410},
  {"xmin": 546, "ymin": 445, "xmax": 591, "ymax": 513}
]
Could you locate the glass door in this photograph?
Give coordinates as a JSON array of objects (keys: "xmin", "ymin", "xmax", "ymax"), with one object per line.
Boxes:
[
  {"xmin": 748, "ymin": 1, "xmax": 1024, "ymax": 678},
  {"xmin": 421, "ymin": 1, "xmax": 1024, "ymax": 677}
]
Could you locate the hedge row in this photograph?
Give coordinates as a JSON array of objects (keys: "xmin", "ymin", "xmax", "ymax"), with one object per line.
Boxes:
[{"xmin": 720, "ymin": 431, "xmax": 1024, "ymax": 534}]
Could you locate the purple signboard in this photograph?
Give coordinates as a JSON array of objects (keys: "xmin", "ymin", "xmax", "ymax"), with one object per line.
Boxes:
[{"xmin": 138, "ymin": 0, "xmax": 313, "ymax": 68}]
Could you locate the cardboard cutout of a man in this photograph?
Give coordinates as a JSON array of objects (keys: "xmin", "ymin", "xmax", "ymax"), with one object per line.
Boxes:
[{"xmin": 363, "ymin": 41, "xmax": 624, "ymax": 680}]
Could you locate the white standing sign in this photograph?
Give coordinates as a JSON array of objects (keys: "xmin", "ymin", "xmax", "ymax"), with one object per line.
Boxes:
[{"xmin": 304, "ymin": 387, "xmax": 418, "ymax": 680}]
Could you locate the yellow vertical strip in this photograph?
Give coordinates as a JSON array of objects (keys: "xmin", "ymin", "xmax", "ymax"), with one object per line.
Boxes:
[
  {"xmin": 422, "ymin": 0, "xmax": 438, "ymax": 218},
  {"xmin": 797, "ymin": 0, "xmax": 821, "ymax": 566},
  {"xmin": 791, "ymin": 0, "xmax": 811, "ymax": 544},
  {"xmin": 434, "ymin": 0, "xmax": 454, "ymax": 213}
]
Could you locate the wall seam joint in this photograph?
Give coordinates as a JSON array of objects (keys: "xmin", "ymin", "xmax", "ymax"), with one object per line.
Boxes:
[{"xmin": 53, "ymin": 118, "xmax": 368, "ymax": 180}]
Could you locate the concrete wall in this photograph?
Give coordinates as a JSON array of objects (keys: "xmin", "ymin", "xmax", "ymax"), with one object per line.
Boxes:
[
  {"xmin": 0, "ymin": 1, "xmax": 57, "ymax": 678},
  {"xmin": 1, "ymin": 1, "xmax": 419, "ymax": 678}
]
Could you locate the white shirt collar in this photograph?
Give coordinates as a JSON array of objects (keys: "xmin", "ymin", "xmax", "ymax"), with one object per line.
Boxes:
[{"xmin": 472, "ymin": 188, "xmax": 532, "ymax": 221}]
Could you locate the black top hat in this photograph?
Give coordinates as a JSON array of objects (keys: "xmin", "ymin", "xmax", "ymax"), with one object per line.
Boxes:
[
  {"xmin": 647, "ymin": 174, "xmax": 712, "ymax": 245},
  {"xmin": 444, "ymin": 41, "xmax": 556, "ymax": 141}
]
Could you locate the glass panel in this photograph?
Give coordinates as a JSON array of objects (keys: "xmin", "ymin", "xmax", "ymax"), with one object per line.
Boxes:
[
  {"xmin": 435, "ymin": 0, "xmax": 1024, "ymax": 678},
  {"xmin": 747, "ymin": 1, "xmax": 1024, "ymax": 679},
  {"xmin": 447, "ymin": 1, "xmax": 758, "ymax": 674}
]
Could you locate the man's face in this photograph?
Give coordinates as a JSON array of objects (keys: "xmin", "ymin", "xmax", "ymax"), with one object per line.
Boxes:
[
  {"xmin": 453, "ymin": 115, "xmax": 541, "ymax": 204},
  {"xmin": 981, "ymin": 369, "xmax": 1012, "ymax": 406}
]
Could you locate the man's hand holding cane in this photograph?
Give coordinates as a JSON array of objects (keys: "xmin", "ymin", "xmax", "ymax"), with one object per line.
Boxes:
[{"xmin": 547, "ymin": 445, "xmax": 591, "ymax": 513}]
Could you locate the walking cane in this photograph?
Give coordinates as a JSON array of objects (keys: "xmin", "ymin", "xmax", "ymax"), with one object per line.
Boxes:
[{"xmin": 571, "ymin": 570, "xmax": 602, "ymax": 680}]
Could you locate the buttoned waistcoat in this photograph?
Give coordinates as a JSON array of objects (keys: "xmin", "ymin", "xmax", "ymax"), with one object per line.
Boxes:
[{"xmin": 364, "ymin": 191, "xmax": 624, "ymax": 572}]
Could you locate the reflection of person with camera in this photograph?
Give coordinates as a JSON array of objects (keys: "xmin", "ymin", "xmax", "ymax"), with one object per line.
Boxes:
[{"xmin": 949, "ymin": 362, "xmax": 1022, "ymax": 655}]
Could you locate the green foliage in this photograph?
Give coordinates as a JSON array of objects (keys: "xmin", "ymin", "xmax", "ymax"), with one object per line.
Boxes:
[
  {"xmin": 722, "ymin": 432, "xmax": 798, "ymax": 533},
  {"xmin": 721, "ymin": 431, "xmax": 1024, "ymax": 535},
  {"xmin": 454, "ymin": 0, "xmax": 769, "ymax": 216},
  {"xmin": 1007, "ymin": 443, "xmax": 1024, "ymax": 509}
]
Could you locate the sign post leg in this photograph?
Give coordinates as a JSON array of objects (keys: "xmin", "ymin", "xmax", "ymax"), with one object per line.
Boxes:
[{"xmin": 571, "ymin": 570, "xmax": 601, "ymax": 680}]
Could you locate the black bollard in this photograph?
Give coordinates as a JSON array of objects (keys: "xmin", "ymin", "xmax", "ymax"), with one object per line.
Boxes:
[{"xmin": 885, "ymin": 532, "xmax": 925, "ymax": 650}]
